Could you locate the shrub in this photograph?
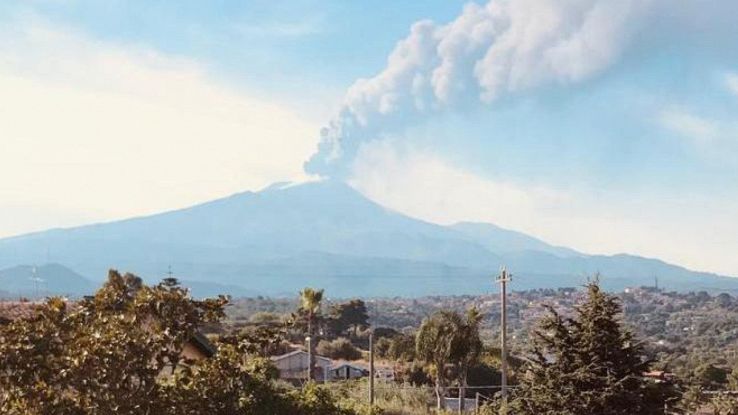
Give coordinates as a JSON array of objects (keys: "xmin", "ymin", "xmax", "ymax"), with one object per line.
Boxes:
[{"xmin": 317, "ymin": 337, "xmax": 363, "ymax": 360}]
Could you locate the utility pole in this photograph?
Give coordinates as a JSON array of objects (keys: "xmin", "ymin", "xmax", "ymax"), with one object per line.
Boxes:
[
  {"xmin": 369, "ymin": 331, "xmax": 375, "ymax": 406},
  {"xmin": 306, "ymin": 336, "xmax": 313, "ymax": 382},
  {"xmin": 497, "ymin": 267, "xmax": 512, "ymax": 401}
]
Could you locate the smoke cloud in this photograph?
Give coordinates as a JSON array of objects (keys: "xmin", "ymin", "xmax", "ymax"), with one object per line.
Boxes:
[
  {"xmin": 305, "ymin": 0, "xmax": 738, "ymax": 178},
  {"xmin": 304, "ymin": 0, "xmax": 664, "ymax": 178}
]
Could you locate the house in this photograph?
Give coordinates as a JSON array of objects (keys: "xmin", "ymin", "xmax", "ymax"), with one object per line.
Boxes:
[
  {"xmin": 329, "ymin": 361, "xmax": 368, "ymax": 380},
  {"xmin": 270, "ymin": 350, "xmax": 333, "ymax": 382},
  {"xmin": 181, "ymin": 331, "xmax": 217, "ymax": 360}
]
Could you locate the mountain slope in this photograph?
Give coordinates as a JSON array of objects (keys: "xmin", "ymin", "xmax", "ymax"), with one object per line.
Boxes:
[
  {"xmin": 0, "ymin": 180, "xmax": 734, "ymax": 296},
  {"xmin": 0, "ymin": 263, "xmax": 95, "ymax": 297},
  {"xmin": 450, "ymin": 222, "xmax": 581, "ymax": 258},
  {"xmin": 0, "ymin": 181, "xmax": 499, "ymax": 283}
]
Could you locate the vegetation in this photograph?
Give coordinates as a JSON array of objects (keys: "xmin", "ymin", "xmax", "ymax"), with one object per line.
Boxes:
[
  {"xmin": 0, "ymin": 271, "xmax": 361, "ymax": 415},
  {"xmin": 317, "ymin": 337, "xmax": 363, "ymax": 361},
  {"xmin": 228, "ymin": 280, "xmax": 738, "ymax": 413},
  {"xmin": 328, "ymin": 299, "xmax": 370, "ymax": 338},
  {"xmin": 296, "ymin": 287, "xmax": 325, "ymax": 381},
  {"xmin": 415, "ymin": 309, "xmax": 483, "ymax": 410},
  {"xmin": 500, "ymin": 281, "xmax": 678, "ymax": 414},
  {"xmin": 226, "ymin": 284, "xmax": 738, "ymax": 385},
  {"xmin": 7, "ymin": 270, "xmax": 738, "ymax": 414},
  {"xmin": 297, "ymin": 287, "xmax": 324, "ymax": 338}
]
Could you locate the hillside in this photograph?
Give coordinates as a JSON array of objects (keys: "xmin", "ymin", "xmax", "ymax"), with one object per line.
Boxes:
[
  {"xmin": 0, "ymin": 180, "xmax": 735, "ymax": 296},
  {"xmin": 0, "ymin": 263, "xmax": 95, "ymax": 298}
]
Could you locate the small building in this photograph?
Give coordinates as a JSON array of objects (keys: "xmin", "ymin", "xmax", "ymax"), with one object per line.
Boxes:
[
  {"xmin": 182, "ymin": 331, "xmax": 217, "ymax": 360},
  {"xmin": 271, "ymin": 350, "xmax": 332, "ymax": 382},
  {"xmin": 329, "ymin": 362, "xmax": 368, "ymax": 380}
]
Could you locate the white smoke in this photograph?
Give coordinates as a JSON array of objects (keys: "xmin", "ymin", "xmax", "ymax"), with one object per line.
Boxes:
[
  {"xmin": 305, "ymin": 0, "xmax": 738, "ymax": 177},
  {"xmin": 303, "ymin": 0, "xmax": 732, "ymax": 178}
]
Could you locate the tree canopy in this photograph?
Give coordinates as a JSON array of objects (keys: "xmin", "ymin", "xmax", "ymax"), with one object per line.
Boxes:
[
  {"xmin": 0, "ymin": 271, "xmax": 360, "ymax": 415},
  {"xmin": 504, "ymin": 281, "xmax": 678, "ymax": 415},
  {"xmin": 328, "ymin": 299, "xmax": 369, "ymax": 337},
  {"xmin": 416, "ymin": 308, "xmax": 483, "ymax": 410}
]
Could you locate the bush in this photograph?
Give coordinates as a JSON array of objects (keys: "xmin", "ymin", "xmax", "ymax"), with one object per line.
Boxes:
[
  {"xmin": 387, "ymin": 334, "xmax": 416, "ymax": 361},
  {"xmin": 317, "ymin": 337, "xmax": 363, "ymax": 360},
  {"xmin": 375, "ymin": 336, "xmax": 393, "ymax": 359},
  {"xmin": 290, "ymin": 382, "xmax": 359, "ymax": 415},
  {"xmin": 325, "ymin": 380, "xmax": 429, "ymax": 415},
  {"xmin": 395, "ymin": 362, "xmax": 432, "ymax": 386}
]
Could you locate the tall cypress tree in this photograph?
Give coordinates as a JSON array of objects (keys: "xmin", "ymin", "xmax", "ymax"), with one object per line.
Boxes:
[{"xmin": 509, "ymin": 280, "xmax": 676, "ymax": 415}]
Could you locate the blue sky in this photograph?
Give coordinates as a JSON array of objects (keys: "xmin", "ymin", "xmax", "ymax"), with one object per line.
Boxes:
[
  {"xmin": 0, "ymin": 1, "xmax": 466, "ymax": 113},
  {"xmin": 1, "ymin": 0, "xmax": 738, "ymax": 276}
]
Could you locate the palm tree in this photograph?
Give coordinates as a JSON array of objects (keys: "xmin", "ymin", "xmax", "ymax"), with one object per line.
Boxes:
[
  {"xmin": 458, "ymin": 307, "xmax": 483, "ymax": 411},
  {"xmin": 416, "ymin": 310, "xmax": 465, "ymax": 410},
  {"xmin": 298, "ymin": 287, "xmax": 324, "ymax": 381},
  {"xmin": 416, "ymin": 309, "xmax": 484, "ymax": 410},
  {"xmin": 299, "ymin": 287, "xmax": 324, "ymax": 336}
]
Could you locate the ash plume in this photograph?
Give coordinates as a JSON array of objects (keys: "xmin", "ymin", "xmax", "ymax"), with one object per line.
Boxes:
[{"xmin": 303, "ymin": 0, "xmax": 734, "ymax": 178}]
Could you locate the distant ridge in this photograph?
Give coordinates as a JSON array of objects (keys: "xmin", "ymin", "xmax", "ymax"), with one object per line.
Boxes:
[
  {"xmin": 0, "ymin": 180, "xmax": 735, "ymax": 297},
  {"xmin": 0, "ymin": 263, "xmax": 95, "ymax": 298}
]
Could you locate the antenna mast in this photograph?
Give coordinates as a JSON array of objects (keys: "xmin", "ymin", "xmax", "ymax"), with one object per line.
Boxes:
[{"xmin": 30, "ymin": 266, "xmax": 44, "ymax": 299}]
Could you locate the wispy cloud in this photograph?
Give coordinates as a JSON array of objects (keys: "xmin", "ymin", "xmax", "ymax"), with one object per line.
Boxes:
[
  {"xmin": 658, "ymin": 105, "xmax": 738, "ymax": 166},
  {"xmin": 726, "ymin": 72, "xmax": 738, "ymax": 97},
  {"xmin": 660, "ymin": 108, "xmax": 719, "ymax": 145}
]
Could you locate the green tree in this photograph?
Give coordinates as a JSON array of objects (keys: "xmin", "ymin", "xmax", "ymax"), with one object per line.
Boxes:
[
  {"xmin": 509, "ymin": 281, "xmax": 675, "ymax": 415},
  {"xmin": 388, "ymin": 333, "xmax": 416, "ymax": 362},
  {"xmin": 0, "ymin": 271, "xmax": 357, "ymax": 415},
  {"xmin": 374, "ymin": 336, "xmax": 393, "ymax": 359},
  {"xmin": 695, "ymin": 363, "xmax": 729, "ymax": 390},
  {"xmin": 415, "ymin": 310, "xmax": 482, "ymax": 410},
  {"xmin": 225, "ymin": 325, "xmax": 289, "ymax": 357},
  {"xmin": 328, "ymin": 300, "xmax": 370, "ymax": 337},
  {"xmin": 297, "ymin": 288, "xmax": 324, "ymax": 336},
  {"xmin": 161, "ymin": 342, "xmax": 291, "ymax": 415},
  {"xmin": 0, "ymin": 270, "xmax": 227, "ymax": 414},
  {"xmin": 457, "ymin": 307, "xmax": 484, "ymax": 411}
]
